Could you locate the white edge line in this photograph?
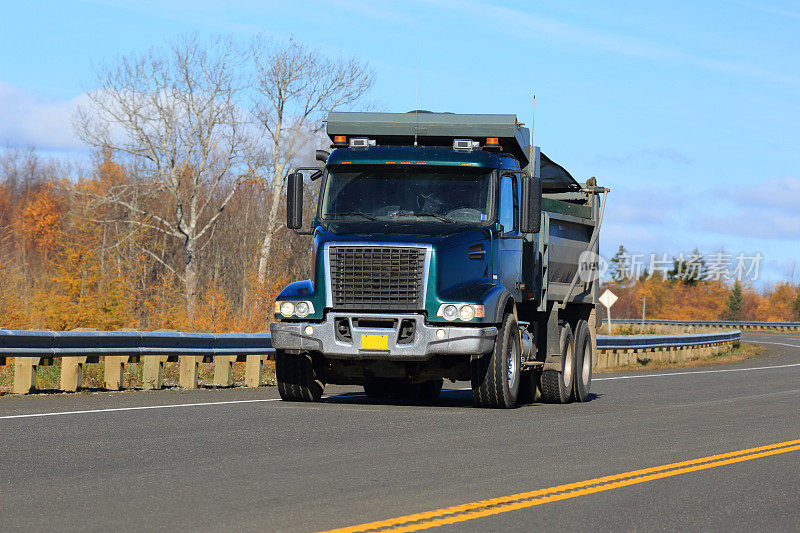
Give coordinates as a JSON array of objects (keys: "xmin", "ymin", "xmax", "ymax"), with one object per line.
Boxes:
[
  {"xmin": 0, "ymin": 398, "xmax": 283, "ymax": 420},
  {"xmin": 594, "ymin": 362, "xmax": 800, "ymax": 381}
]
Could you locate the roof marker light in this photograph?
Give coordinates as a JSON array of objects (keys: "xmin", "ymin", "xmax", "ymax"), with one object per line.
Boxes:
[{"xmin": 484, "ymin": 137, "xmax": 501, "ymax": 151}]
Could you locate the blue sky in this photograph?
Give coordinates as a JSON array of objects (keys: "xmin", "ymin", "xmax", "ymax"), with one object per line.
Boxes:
[{"xmin": 2, "ymin": 0, "xmax": 799, "ymax": 284}]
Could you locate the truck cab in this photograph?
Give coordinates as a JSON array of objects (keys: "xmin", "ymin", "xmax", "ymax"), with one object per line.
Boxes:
[{"xmin": 270, "ymin": 112, "xmax": 606, "ymax": 408}]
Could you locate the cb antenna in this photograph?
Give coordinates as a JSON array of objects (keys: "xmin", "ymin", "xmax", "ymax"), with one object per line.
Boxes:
[
  {"xmin": 529, "ymin": 94, "xmax": 536, "ymax": 170},
  {"xmin": 414, "ymin": 40, "xmax": 420, "ymax": 146}
]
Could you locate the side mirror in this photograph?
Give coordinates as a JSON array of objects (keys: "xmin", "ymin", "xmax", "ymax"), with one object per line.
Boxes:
[
  {"xmin": 287, "ymin": 172, "xmax": 303, "ymax": 229},
  {"xmin": 520, "ymin": 176, "xmax": 542, "ymax": 233},
  {"xmin": 315, "ymin": 150, "xmax": 329, "ymax": 163}
]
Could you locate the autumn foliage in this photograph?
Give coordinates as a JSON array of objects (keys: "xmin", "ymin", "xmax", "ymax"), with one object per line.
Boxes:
[
  {"xmin": 604, "ymin": 276, "xmax": 800, "ymax": 322},
  {"xmin": 0, "ymin": 147, "xmax": 309, "ymax": 332}
]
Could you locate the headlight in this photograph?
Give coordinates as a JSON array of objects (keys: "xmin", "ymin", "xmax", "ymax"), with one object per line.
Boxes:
[
  {"xmin": 437, "ymin": 303, "xmax": 484, "ymax": 321},
  {"xmin": 280, "ymin": 301, "xmax": 295, "ymax": 316},
  {"xmin": 295, "ymin": 301, "xmax": 310, "ymax": 318},
  {"xmin": 275, "ymin": 300, "xmax": 315, "ymax": 318}
]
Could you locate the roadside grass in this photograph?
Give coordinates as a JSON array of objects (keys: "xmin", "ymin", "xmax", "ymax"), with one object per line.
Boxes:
[
  {"xmin": 595, "ymin": 343, "xmax": 765, "ymax": 373},
  {"xmin": 0, "ymin": 359, "xmax": 276, "ymax": 395}
]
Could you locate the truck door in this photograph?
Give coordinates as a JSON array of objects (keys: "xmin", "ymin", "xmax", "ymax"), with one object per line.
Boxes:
[{"xmin": 497, "ymin": 173, "xmax": 523, "ymax": 300}]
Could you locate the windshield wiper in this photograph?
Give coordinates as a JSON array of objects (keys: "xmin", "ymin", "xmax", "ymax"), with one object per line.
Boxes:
[
  {"xmin": 327, "ymin": 211, "xmax": 377, "ymax": 221},
  {"xmin": 394, "ymin": 210, "xmax": 454, "ymax": 223}
]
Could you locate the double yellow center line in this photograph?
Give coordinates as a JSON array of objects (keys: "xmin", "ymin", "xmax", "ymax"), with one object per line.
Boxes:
[{"xmin": 322, "ymin": 438, "xmax": 800, "ymax": 533}]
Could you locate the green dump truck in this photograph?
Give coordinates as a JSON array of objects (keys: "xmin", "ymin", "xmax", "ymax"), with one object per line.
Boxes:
[{"xmin": 269, "ymin": 111, "xmax": 608, "ymax": 408}]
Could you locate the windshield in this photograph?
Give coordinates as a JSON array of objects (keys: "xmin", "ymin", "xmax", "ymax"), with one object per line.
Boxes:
[{"xmin": 320, "ymin": 166, "xmax": 495, "ymax": 224}]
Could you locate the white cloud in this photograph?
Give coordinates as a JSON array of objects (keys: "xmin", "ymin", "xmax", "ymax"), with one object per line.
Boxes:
[
  {"xmin": 725, "ymin": 176, "xmax": 800, "ymax": 213},
  {"xmin": 0, "ymin": 81, "xmax": 87, "ymax": 152}
]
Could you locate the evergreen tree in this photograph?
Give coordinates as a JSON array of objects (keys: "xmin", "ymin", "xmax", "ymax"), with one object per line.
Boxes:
[
  {"xmin": 609, "ymin": 245, "xmax": 629, "ymax": 283},
  {"xmin": 669, "ymin": 248, "xmax": 706, "ymax": 285},
  {"xmin": 725, "ymin": 280, "xmax": 744, "ymax": 320}
]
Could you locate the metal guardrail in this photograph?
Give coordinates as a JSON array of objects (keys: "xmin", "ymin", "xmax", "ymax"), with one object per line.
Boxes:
[
  {"xmin": 0, "ymin": 329, "xmax": 273, "ymax": 358},
  {"xmin": 605, "ymin": 318, "xmax": 800, "ymax": 328},
  {"xmin": 596, "ymin": 331, "xmax": 741, "ymax": 351},
  {"xmin": 0, "ymin": 328, "xmax": 741, "ymax": 394}
]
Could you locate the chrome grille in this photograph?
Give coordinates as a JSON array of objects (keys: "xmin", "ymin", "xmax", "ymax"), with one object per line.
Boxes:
[{"xmin": 329, "ymin": 246, "xmax": 426, "ymax": 310}]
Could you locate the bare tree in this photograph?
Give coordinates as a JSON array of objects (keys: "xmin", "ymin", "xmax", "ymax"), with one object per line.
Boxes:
[
  {"xmin": 250, "ymin": 37, "xmax": 374, "ymax": 283},
  {"xmin": 74, "ymin": 35, "xmax": 251, "ymax": 321}
]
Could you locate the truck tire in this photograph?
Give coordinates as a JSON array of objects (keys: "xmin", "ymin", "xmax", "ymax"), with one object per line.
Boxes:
[
  {"xmin": 419, "ymin": 379, "xmax": 443, "ymax": 400},
  {"xmin": 276, "ymin": 350, "xmax": 324, "ymax": 402},
  {"xmin": 572, "ymin": 320, "xmax": 592, "ymax": 402},
  {"xmin": 540, "ymin": 323, "xmax": 574, "ymax": 404},
  {"xmin": 471, "ymin": 313, "xmax": 521, "ymax": 408}
]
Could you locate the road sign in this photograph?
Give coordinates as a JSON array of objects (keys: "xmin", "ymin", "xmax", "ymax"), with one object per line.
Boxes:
[
  {"xmin": 600, "ymin": 289, "xmax": 618, "ymax": 309},
  {"xmin": 599, "ymin": 289, "xmax": 618, "ymax": 334}
]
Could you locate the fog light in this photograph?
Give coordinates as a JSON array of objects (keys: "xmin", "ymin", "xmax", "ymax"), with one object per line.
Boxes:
[
  {"xmin": 459, "ymin": 305, "xmax": 475, "ymax": 321},
  {"xmin": 436, "ymin": 329, "xmax": 446, "ymax": 340},
  {"xmin": 443, "ymin": 305, "xmax": 458, "ymax": 321},
  {"xmin": 304, "ymin": 325, "xmax": 314, "ymax": 335}
]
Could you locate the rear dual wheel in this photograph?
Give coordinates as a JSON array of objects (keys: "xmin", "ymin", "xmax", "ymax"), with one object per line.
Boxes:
[
  {"xmin": 572, "ymin": 320, "xmax": 593, "ymax": 402},
  {"xmin": 541, "ymin": 323, "xmax": 575, "ymax": 403},
  {"xmin": 540, "ymin": 320, "xmax": 593, "ymax": 404}
]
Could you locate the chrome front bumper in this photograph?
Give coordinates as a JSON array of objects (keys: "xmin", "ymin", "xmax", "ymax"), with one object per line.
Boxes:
[{"xmin": 270, "ymin": 312, "xmax": 497, "ymax": 361}]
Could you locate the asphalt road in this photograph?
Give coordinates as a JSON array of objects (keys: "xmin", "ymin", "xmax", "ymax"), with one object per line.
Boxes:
[{"xmin": 1, "ymin": 332, "xmax": 799, "ymax": 532}]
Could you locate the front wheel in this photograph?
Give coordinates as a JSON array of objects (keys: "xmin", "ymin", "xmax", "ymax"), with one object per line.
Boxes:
[
  {"xmin": 471, "ymin": 313, "xmax": 521, "ymax": 408},
  {"xmin": 276, "ymin": 350, "xmax": 324, "ymax": 402}
]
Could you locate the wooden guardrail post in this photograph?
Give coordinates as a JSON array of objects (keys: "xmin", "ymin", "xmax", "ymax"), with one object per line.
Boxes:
[
  {"xmin": 245, "ymin": 354, "xmax": 264, "ymax": 387},
  {"xmin": 144, "ymin": 329, "xmax": 176, "ymax": 390},
  {"xmin": 179, "ymin": 355, "xmax": 206, "ymax": 389},
  {"xmin": 213, "ymin": 355, "xmax": 235, "ymax": 387},
  {"xmin": 143, "ymin": 356, "xmax": 168, "ymax": 390},
  {"xmin": 104, "ymin": 355, "xmax": 125, "ymax": 390},
  {"xmin": 14, "ymin": 357, "xmax": 39, "ymax": 394},
  {"xmin": 61, "ymin": 357, "xmax": 87, "ymax": 392},
  {"xmin": 61, "ymin": 327, "xmax": 99, "ymax": 392}
]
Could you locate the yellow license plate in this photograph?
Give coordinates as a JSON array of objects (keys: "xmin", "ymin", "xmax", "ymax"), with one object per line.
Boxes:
[{"xmin": 360, "ymin": 334, "xmax": 389, "ymax": 350}]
